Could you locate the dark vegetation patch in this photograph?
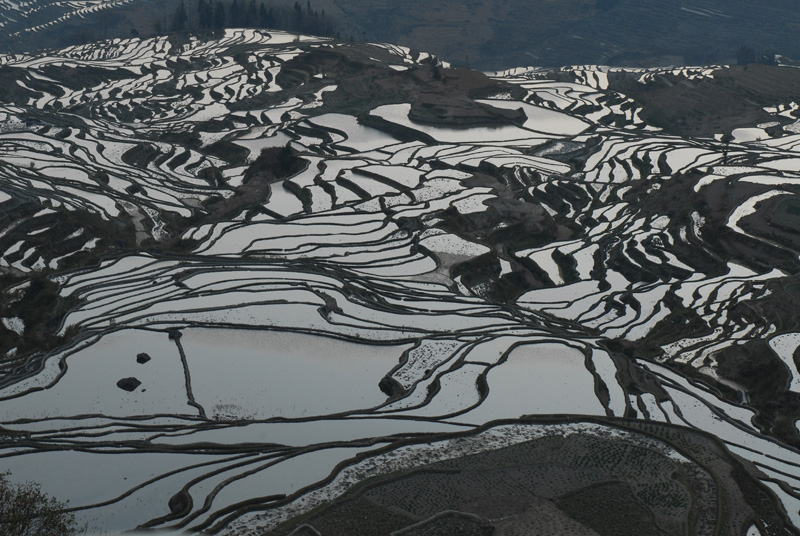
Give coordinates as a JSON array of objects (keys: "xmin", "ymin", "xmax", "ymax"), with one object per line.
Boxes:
[
  {"xmin": 425, "ymin": 167, "xmax": 577, "ymax": 302},
  {"xmin": 600, "ymin": 169, "xmax": 800, "ymax": 446},
  {"xmin": 243, "ymin": 145, "xmax": 305, "ymax": 184},
  {"xmin": 8, "ymin": 0, "xmax": 800, "ymax": 71},
  {"xmin": 742, "ymin": 276, "xmax": 800, "ymax": 334},
  {"xmin": 203, "ymin": 140, "xmax": 249, "ymax": 167},
  {"xmin": 607, "ymin": 65, "xmax": 800, "ymax": 137},
  {"xmin": 122, "ymin": 143, "xmax": 162, "ymax": 168},
  {"xmin": 715, "ymin": 340, "xmax": 800, "ymax": 447},
  {"xmin": 555, "ymin": 482, "xmax": 669, "ymax": 536},
  {"xmin": 158, "ymin": 130, "xmax": 203, "ymax": 150},
  {"xmin": 0, "ymin": 197, "xmax": 136, "ymax": 364},
  {"xmin": 193, "ymin": 0, "xmax": 337, "ymax": 37},
  {"xmin": 624, "ymin": 169, "xmax": 800, "ymax": 277},
  {"xmin": 265, "ymin": 417, "xmax": 790, "ymax": 536},
  {"xmin": 281, "ymin": 497, "xmax": 412, "ymax": 536},
  {"xmin": 739, "ymin": 191, "xmax": 800, "ymax": 254},
  {"xmin": 584, "ymin": 164, "xmax": 800, "ymax": 446},
  {"xmin": 124, "ymin": 136, "xmax": 246, "ymax": 171},
  {"xmin": 267, "ymin": 46, "xmax": 527, "ymax": 129},
  {"xmin": 0, "ymin": 471, "xmax": 83, "ymax": 535},
  {"xmin": 167, "ymin": 145, "xmax": 305, "ymax": 251},
  {"xmin": 0, "ymin": 274, "xmax": 78, "ymax": 369},
  {"xmin": 0, "ymin": 67, "xmax": 46, "ymax": 105}
]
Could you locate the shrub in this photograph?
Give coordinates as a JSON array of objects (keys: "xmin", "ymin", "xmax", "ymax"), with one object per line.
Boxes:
[
  {"xmin": 244, "ymin": 145, "xmax": 304, "ymax": 183},
  {"xmin": 0, "ymin": 472, "xmax": 82, "ymax": 535}
]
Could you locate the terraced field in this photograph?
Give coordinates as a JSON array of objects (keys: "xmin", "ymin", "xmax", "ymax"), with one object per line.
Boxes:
[{"xmin": 1, "ymin": 30, "xmax": 800, "ymax": 534}]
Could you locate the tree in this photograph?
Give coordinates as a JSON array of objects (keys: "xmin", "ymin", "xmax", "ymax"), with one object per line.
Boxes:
[
  {"xmin": 155, "ymin": 0, "xmax": 168, "ymax": 32},
  {"xmin": 761, "ymin": 48, "xmax": 778, "ymax": 66},
  {"xmin": 246, "ymin": 0, "xmax": 257, "ymax": 26},
  {"xmin": 198, "ymin": 0, "xmax": 208, "ymax": 28},
  {"xmin": 202, "ymin": 0, "xmax": 215, "ymax": 29},
  {"xmin": 737, "ymin": 45, "xmax": 756, "ymax": 65},
  {"xmin": 292, "ymin": 1, "xmax": 303, "ymax": 30},
  {"xmin": 213, "ymin": 1, "xmax": 226, "ymax": 29},
  {"xmin": 171, "ymin": 0, "xmax": 189, "ymax": 32},
  {"xmin": 721, "ymin": 131, "xmax": 734, "ymax": 164},
  {"xmin": 230, "ymin": 0, "xmax": 241, "ymax": 27},
  {"xmin": 0, "ymin": 472, "xmax": 82, "ymax": 535}
]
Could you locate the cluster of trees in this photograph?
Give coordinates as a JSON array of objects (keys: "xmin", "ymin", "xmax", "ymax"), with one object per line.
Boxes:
[
  {"xmin": 0, "ymin": 472, "xmax": 81, "ymax": 535},
  {"xmin": 737, "ymin": 45, "xmax": 778, "ymax": 66},
  {"xmin": 169, "ymin": 0, "xmax": 336, "ymax": 37}
]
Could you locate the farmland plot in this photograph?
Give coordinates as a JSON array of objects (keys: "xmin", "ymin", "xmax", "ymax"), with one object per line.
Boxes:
[{"xmin": 0, "ymin": 31, "xmax": 799, "ymax": 534}]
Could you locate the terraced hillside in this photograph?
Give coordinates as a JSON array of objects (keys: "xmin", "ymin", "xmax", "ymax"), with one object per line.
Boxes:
[
  {"xmin": 1, "ymin": 30, "xmax": 800, "ymax": 534},
  {"xmin": 0, "ymin": 0, "xmax": 142, "ymax": 51}
]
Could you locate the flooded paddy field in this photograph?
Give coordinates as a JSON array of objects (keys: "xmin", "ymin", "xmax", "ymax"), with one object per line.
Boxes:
[{"xmin": 1, "ymin": 29, "xmax": 800, "ymax": 534}]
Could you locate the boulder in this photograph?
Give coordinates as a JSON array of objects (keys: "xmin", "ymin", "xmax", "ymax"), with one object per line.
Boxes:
[
  {"xmin": 378, "ymin": 376, "xmax": 404, "ymax": 397},
  {"xmin": 117, "ymin": 377, "xmax": 142, "ymax": 392},
  {"xmin": 136, "ymin": 352, "xmax": 151, "ymax": 364},
  {"xmin": 168, "ymin": 489, "xmax": 192, "ymax": 516}
]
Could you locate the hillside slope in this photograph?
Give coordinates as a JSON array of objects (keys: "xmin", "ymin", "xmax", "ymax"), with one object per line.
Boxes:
[
  {"xmin": 2, "ymin": 0, "xmax": 800, "ymax": 69},
  {"xmin": 329, "ymin": 0, "xmax": 800, "ymax": 68}
]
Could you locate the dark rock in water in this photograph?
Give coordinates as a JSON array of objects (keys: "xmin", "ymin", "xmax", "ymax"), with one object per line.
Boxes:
[
  {"xmin": 125, "ymin": 183, "xmax": 144, "ymax": 195},
  {"xmin": 117, "ymin": 377, "xmax": 141, "ymax": 392},
  {"xmin": 136, "ymin": 352, "xmax": 151, "ymax": 364},
  {"xmin": 168, "ymin": 328, "xmax": 183, "ymax": 340},
  {"xmin": 168, "ymin": 489, "xmax": 192, "ymax": 516},
  {"xmin": 379, "ymin": 376, "xmax": 404, "ymax": 397}
]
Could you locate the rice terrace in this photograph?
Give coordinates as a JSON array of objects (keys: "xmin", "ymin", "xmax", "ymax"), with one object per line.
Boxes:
[{"xmin": 1, "ymin": 1, "xmax": 800, "ymax": 535}]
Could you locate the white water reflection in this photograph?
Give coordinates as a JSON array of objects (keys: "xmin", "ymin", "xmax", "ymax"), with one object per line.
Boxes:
[
  {"xmin": 0, "ymin": 329, "xmax": 191, "ymax": 420},
  {"xmin": 456, "ymin": 342, "xmax": 604, "ymax": 424},
  {"xmin": 183, "ymin": 328, "xmax": 413, "ymax": 420}
]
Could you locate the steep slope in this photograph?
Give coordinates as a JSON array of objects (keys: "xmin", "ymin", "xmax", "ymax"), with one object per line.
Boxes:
[
  {"xmin": 328, "ymin": 0, "xmax": 800, "ymax": 68},
  {"xmin": 4, "ymin": 0, "xmax": 800, "ymax": 69}
]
